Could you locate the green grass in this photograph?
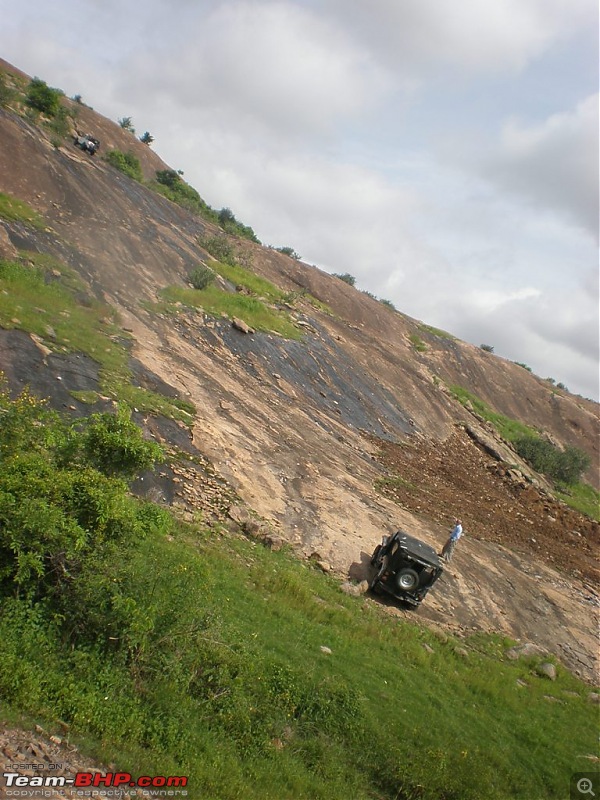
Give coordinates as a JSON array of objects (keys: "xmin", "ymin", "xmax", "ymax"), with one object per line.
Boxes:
[
  {"xmin": 210, "ymin": 259, "xmax": 285, "ymax": 302},
  {"xmin": 0, "ymin": 391, "xmax": 596, "ymax": 800},
  {"xmin": 419, "ymin": 323, "xmax": 456, "ymax": 340},
  {"xmin": 555, "ymin": 482, "xmax": 600, "ymax": 522},
  {"xmin": 0, "ymin": 192, "xmax": 46, "ymax": 229},
  {"xmin": 375, "ymin": 474, "xmax": 416, "ymax": 492},
  {"xmin": 449, "ymin": 385, "xmax": 536, "ymax": 441},
  {"xmin": 159, "ymin": 284, "xmax": 302, "ymax": 339},
  {"xmin": 0, "ymin": 521, "xmax": 596, "ymax": 800},
  {"xmin": 0, "ymin": 257, "xmax": 195, "ymax": 423},
  {"xmin": 409, "ymin": 332, "xmax": 427, "ymax": 352}
]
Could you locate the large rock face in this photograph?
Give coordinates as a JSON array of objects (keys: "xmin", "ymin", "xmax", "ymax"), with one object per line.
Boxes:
[{"xmin": 0, "ymin": 59, "xmax": 598, "ymax": 681}]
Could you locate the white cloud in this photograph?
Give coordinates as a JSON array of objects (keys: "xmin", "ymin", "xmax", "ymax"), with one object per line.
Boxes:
[
  {"xmin": 122, "ymin": 1, "xmax": 389, "ymax": 140},
  {"xmin": 481, "ymin": 94, "xmax": 599, "ymax": 238},
  {"xmin": 323, "ymin": 0, "xmax": 597, "ymax": 76},
  {"xmin": 0, "ymin": 0, "xmax": 597, "ymax": 399}
]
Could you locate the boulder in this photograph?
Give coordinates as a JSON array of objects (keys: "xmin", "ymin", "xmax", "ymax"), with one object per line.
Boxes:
[
  {"xmin": 232, "ymin": 317, "xmax": 255, "ymax": 334},
  {"xmin": 536, "ymin": 662, "xmax": 557, "ymax": 681},
  {"xmin": 505, "ymin": 642, "xmax": 547, "ymax": 660}
]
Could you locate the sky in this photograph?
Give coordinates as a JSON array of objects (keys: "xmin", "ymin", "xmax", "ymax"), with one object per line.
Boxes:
[{"xmin": 1, "ymin": 0, "xmax": 598, "ymax": 399}]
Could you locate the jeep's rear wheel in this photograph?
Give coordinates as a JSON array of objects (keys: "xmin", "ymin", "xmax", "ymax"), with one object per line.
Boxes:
[{"xmin": 396, "ymin": 568, "xmax": 419, "ymax": 592}]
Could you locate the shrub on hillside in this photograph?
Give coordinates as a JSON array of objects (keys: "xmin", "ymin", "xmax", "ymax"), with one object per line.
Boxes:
[
  {"xmin": 514, "ymin": 435, "xmax": 590, "ymax": 485},
  {"xmin": 154, "ymin": 170, "xmax": 217, "ymax": 220},
  {"xmin": 0, "ymin": 72, "xmax": 16, "ymax": 108},
  {"xmin": 0, "ymin": 385, "xmax": 166, "ymax": 608},
  {"xmin": 480, "ymin": 344, "xmax": 494, "ymax": 353},
  {"xmin": 199, "ymin": 234, "xmax": 237, "ymax": 266},
  {"xmin": 275, "ymin": 246, "xmax": 301, "ymax": 260},
  {"xmin": 105, "ymin": 149, "xmax": 143, "ymax": 182},
  {"xmin": 218, "ymin": 207, "xmax": 260, "ymax": 243},
  {"xmin": 333, "ymin": 273, "xmax": 356, "ymax": 286},
  {"xmin": 188, "ymin": 264, "xmax": 215, "ymax": 290},
  {"xmin": 25, "ymin": 77, "xmax": 62, "ymax": 116}
]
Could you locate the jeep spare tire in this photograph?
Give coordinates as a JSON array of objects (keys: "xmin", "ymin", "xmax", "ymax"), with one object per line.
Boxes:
[
  {"xmin": 370, "ymin": 544, "xmax": 382, "ymax": 566},
  {"xmin": 396, "ymin": 568, "xmax": 419, "ymax": 592}
]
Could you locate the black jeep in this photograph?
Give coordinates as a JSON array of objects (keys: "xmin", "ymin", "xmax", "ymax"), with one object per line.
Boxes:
[
  {"xmin": 370, "ymin": 530, "xmax": 443, "ymax": 607},
  {"xmin": 74, "ymin": 133, "xmax": 100, "ymax": 156}
]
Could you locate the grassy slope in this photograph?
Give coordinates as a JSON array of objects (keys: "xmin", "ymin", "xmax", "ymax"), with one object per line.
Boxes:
[{"xmin": 1, "ymin": 519, "xmax": 597, "ymax": 800}]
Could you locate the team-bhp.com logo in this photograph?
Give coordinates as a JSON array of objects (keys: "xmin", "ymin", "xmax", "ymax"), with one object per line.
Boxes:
[{"xmin": 3, "ymin": 771, "xmax": 188, "ymax": 796}]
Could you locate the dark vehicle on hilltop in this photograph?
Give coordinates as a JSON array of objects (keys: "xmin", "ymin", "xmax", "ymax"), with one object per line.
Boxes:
[{"xmin": 370, "ymin": 530, "xmax": 443, "ymax": 607}]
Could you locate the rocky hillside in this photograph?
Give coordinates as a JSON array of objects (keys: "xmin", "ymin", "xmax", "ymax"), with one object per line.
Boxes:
[{"xmin": 0, "ymin": 59, "xmax": 598, "ymax": 682}]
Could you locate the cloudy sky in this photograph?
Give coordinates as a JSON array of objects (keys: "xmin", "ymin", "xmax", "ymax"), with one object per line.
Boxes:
[{"xmin": 1, "ymin": 0, "xmax": 598, "ymax": 399}]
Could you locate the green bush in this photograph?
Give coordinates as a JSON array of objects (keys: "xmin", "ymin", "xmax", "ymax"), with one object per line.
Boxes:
[
  {"xmin": 78, "ymin": 405, "xmax": 163, "ymax": 477},
  {"xmin": 188, "ymin": 264, "xmax": 215, "ymax": 290},
  {"xmin": 0, "ymin": 385, "xmax": 165, "ymax": 607},
  {"xmin": 333, "ymin": 273, "xmax": 356, "ymax": 286},
  {"xmin": 0, "ymin": 72, "xmax": 16, "ymax": 108},
  {"xmin": 275, "ymin": 246, "xmax": 301, "ymax": 260},
  {"xmin": 25, "ymin": 77, "xmax": 62, "ymax": 116},
  {"xmin": 154, "ymin": 170, "xmax": 218, "ymax": 220},
  {"xmin": 218, "ymin": 207, "xmax": 260, "ymax": 243},
  {"xmin": 514, "ymin": 435, "xmax": 590, "ymax": 485},
  {"xmin": 480, "ymin": 344, "xmax": 494, "ymax": 352},
  {"xmin": 105, "ymin": 149, "xmax": 143, "ymax": 182},
  {"xmin": 199, "ymin": 234, "xmax": 237, "ymax": 266}
]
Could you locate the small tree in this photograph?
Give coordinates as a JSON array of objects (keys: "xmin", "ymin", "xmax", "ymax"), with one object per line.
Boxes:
[
  {"xmin": 480, "ymin": 344, "xmax": 494, "ymax": 353},
  {"xmin": 275, "ymin": 246, "xmax": 300, "ymax": 260},
  {"xmin": 140, "ymin": 131, "xmax": 154, "ymax": 145},
  {"xmin": 26, "ymin": 77, "xmax": 62, "ymax": 116},
  {"xmin": 188, "ymin": 264, "xmax": 215, "ymax": 290},
  {"xmin": 333, "ymin": 273, "xmax": 356, "ymax": 286},
  {"xmin": 0, "ymin": 73, "xmax": 16, "ymax": 108},
  {"xmin": 118, "ymin": 116, "xmax": 135, "ymax": 133},
  {"xmin": 105, "ymin": 149, "xmax": 143, "ymax": 182},
  {"xmin": 379, "ymin": 298, "xmax": 396, "ymax": 311}
]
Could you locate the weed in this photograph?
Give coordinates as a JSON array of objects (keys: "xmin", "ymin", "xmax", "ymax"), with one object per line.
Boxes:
[
  {"xmin": 158, "ymin": 284, "xmax": 301, "ymax": 339},
  {"xmin": 0, "ymin": 257, "xmax": 195, "ymax": 423},
  {"xmin": 409, "ymin": 332, "xmax": 427, "ymax": 352},
  {"xmin": 418, "ymin": 323, "xmax": 456, "ymax": 340},
  {"xmin": 0, "ymin": 192, "xmax": 45, "ymax": 229}
]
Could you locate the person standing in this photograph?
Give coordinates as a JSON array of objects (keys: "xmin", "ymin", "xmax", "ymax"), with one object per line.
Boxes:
[{"xmin": 441, "ymin": 518, "xmax": 463, "ymax": 562}]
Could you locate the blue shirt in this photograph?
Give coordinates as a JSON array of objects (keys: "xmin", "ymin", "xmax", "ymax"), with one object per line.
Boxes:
[{"xmin": 450, "ymin": 524, "xmax": 463, "ymax": 541}]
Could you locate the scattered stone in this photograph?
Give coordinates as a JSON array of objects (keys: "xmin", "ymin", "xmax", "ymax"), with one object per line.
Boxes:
[
  {"xmin": 455, "ymin": 647, "xmax": 469, "ymax": 658},
  {"xmin": 232, "ymin": 317, "xmax": 255, "ymax": 334},
  {"xmin": 516, "ymin": 679, "xmax": 528, "ymax": 688},
  {"xmin": 588, "ymin": 692, "xmax": 600, "ymax": 704},
  {"xmin": 0, "ymin": 227, "xmax": 18, "ymax": 259},
  {"xmin": 228, "ymin": 504, "xmax": 252, "ymax": 527},
  {"xmin": 44, "ymin": 325, "xmax": 56, "ymax": 339},
  {"xmin": 316, "ymin": 561, "xmax": 331, "ymax": 573},
  {"xmin": 505, "ymin": 642, "xmax": 547, "ymax": 660},
  {"xmin": 340, "ymin": 580, "xmax": 369, "ymax": 597},
  {"xmin": 543, "ymin": 695, "xmax": 561, "ymax": 703},
  {"xmin": 422, "ymin": 643, "xmax": 435, "ymax": 654},
  {"xmin": 320, "ymin": 646, "xmax": 332, "ymax": 655},
  {"xmin": 263, "ymin": 533, "xmax": 284, "ymax": 551},
  {"xmin": 536, "ymin": 662, "xmax": 557, "ymax": 681}
]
